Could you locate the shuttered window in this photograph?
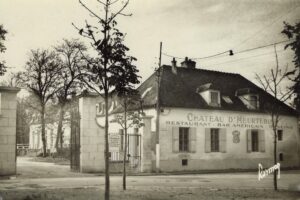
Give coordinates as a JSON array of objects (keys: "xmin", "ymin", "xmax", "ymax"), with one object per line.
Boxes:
[
  {"xmin": 251, "ymin": 130, "xmax": 259, "ymax": 152},
  {"xmin": 172, "ymin": 127, "xmax": 197, "ymax": 153},
  {"xmin": 172, "ymin": 127, "xmax": 179, "ymax": 152},
  {"xmin": 211, "ymin": 129, "xmax": 219, "ymax": 152},
  {"xmin": 179, "ymin": 127, "xmax": 189, "ymax": 152},
  {"xmin": 205, "ymin": 128, "xmax": 226, "ymax": 153},
  {"xmin": 247, "ymin": 129, "xmax": 265, "ymax": 153},
  {"xmin": 277, "ymin": 130, "xmax": 283, "ymax": 141}
]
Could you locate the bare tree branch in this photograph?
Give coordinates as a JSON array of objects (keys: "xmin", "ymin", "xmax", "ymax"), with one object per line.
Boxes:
[{"xmin": 79, "ymin": 0, "xmax": 102, "ymax": 20}]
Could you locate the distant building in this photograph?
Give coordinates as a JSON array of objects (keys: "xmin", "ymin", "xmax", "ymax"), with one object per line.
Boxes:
[
  {"xmin": 0, "ymin": 86, "xmax": 20, "ymax": 176},
  {"xmin": 76, "ymin": 58, "xmax": 300, "ymax": 173},
  {"xmin": 29, "ymin": 122, "xmax": 71, "ymax": 152}
]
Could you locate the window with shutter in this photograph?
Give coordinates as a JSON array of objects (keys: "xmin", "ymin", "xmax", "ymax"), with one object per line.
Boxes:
[
  {"xmin": 251, "ymin": 130, "xmax": 259, "ymax": 152},
  {"xmin": 258, "ymin": 130, "xmax": 265, "ymax": 152},
  {"xmin": 179, "ymin": 127, "xmax": 189, "ymax": 152},
  {"xmin": 277, "ymin": 130, "xmax": 283, "ymax": 141},
  {"xmin": 172, "ymin": 127, "xmax": 179, "ymax": 153},
  {"xmin": 219, "ymin": 129, "xmax": 227, "ymax": 153},
  {"xmin": 246, "ymin": 130, "xmax": 252, "ymax": 152},
  {"xmin": 247, "ymin": 129, "xmax": 265, "ymax": 153},
  {"xmin": 189, "ymin": 127, "xmax": 197, "ymax": 153},
  {"xmin": 205, "ymin": 128, "xmax": 211, "ymax": 153},
  {"xmin": 211, "ymin": 128, "xmax": 219, "ymax": 152}
]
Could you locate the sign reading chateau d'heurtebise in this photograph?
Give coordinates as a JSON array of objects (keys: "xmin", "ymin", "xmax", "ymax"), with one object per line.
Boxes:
[{"xmin": 165, "ymin": 113, "xmax": 293, "ymax": 130}]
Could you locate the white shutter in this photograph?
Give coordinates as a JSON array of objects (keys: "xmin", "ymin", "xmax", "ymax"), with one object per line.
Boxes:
[
  {"xmin": 247, "ymin": 130, "xmax": 252, "ymax": 153},
  {"xmin": 189, "ymin": 128, "xmax": 197, "ymax": 153},
  {"xmin": 219, "ymin": 128, "xmax": 226, "ymax": 153},
  {"xmin": 205, "ymin": 128, "xmax": 211, "ymax": 153},
  {"xmin": 258, "ymin": 130, "xmax": 265, "ymax": 152},
  {"xmin": 172, "ymin": 127, "xmax": 179, "ymax": 153}
]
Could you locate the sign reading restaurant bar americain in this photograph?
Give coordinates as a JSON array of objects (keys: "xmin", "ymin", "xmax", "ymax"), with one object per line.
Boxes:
[{"xmin": 165, "ymin": 113, "xmax": 293, "ymax": 130}]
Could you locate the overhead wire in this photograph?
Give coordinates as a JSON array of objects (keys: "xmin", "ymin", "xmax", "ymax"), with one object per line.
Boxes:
[
  {"xmin": 232, "ymin": 4, "xmax": 300, "ymax": 50},
  {"xmin": 204, "ymin": 49, "xmax": 287, "ymax": 67},
  {"xmin": 162, "ymin": 39, "xmax": 293, "ymax": 62},
  {"xmin": 162, "ymin": 4, "xmax": 299, "ymax": 64}
]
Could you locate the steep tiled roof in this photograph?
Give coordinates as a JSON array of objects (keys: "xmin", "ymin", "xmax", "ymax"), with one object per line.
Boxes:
[{"xmin": 139, "ymin": 65, "xmax": 297, "ymax": 116}]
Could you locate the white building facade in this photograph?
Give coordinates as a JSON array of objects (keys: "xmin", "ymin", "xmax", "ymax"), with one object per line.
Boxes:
[{"xmin": 77, "ymin": 58, "xmax": 300, "ymax": 173}]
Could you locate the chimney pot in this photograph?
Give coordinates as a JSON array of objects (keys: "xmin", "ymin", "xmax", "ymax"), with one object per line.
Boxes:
[
  {"xmin": 171, "ymin": 58, "xmax": 177, "ymax": 74},
  {"xmin": 181, "ymin": 57, "xmax": 196, "ymax": 69}
]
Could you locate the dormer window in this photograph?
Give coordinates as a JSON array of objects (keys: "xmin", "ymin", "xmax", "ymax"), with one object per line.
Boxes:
[
  {"xmin": 196, "ymin": 83, "xmax": 221, "ymax": 107},
  {"xmin": 210, "ymin": 91, "xmax": 220, "ymax": 106},
  {"xmin": 249, "ymin": 95, "xmax": 258, "ymax": 109},
  {"xmin": 236, "ymin": 88, "xmax": 259, "ymax": 110}
]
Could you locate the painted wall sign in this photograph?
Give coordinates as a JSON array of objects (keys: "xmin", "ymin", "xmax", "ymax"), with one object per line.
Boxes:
[{"xmin": 165, "ymin": 113, "xmax": 293, "ymax": 130}]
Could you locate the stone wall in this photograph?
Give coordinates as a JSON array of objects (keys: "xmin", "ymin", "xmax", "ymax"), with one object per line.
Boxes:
[
  {"xmin": 79, "ymin": 95, "xmax": 105, "ymax": 173},
  {"xmin": 0, "ymin": 87, "xmax": 19, "ymax": 176}
]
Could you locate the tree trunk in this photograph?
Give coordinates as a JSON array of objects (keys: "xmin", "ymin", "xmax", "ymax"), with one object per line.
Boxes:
[
  {"xmin": 123, "ymin": 102, "xmax": 127, "ymax": 190},
  {"xmin": 55, "ymin": 105, "xmax": 65, "ymax": 153},
  {"xmin": 41, "ymin": 105, "xmax": 47, "ymax": 157},
  {"xmin": 104, "ymin": 92, "xmax": 110, "ymax": 200},
  {"xmin": 273, "ymin": 128, "xmax": 278, "ymax": 191}
]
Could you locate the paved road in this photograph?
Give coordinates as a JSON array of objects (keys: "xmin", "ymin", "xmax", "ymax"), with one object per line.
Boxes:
[
  {"xmin": 1, "ymin": 173, "xmax": 300, "ymax": 190},
  {"xmin": 16, "ymin": 157, "xmax": 94, "ymax": 179},
  {"xmin": 1, "ymin": 157, "xmax": 299, "ymax": 191}
]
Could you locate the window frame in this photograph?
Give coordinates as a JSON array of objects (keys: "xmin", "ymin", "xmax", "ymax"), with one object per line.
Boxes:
[
  {"xmin": 249, "ymin": 95, "xmax": 258, "ymax": 109},
  {"xmin": 210, "ymin": 90, "xmax": 220, "ymax": 106},
  {"xmin": 251, "ymin": 130, "xmax": 259, "ymax": 152},
  {"xmin": 210, "ymin": 128, "xmax": 220, "ymax": 152},
  {"xmin": 179, "ymin": 127, "xmax": 189, "ymax": 152},
  {"xmin": 277, "ymin": 130, "xmax": 283, "ymax": 141}
]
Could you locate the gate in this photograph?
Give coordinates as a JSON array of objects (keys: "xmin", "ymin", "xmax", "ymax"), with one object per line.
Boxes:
[
  {"xmin": 109, "ymin": 131, "xmax": 141, "ymax": 172},
  {"xmin": 70, "ymin": 101, "xmax": 80, "ymax": 171}
]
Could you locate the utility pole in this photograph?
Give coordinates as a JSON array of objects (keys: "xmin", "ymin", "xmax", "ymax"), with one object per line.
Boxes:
[{"xmin": 155, "ymin": 42, "xmax": 162, "ymax": 172}]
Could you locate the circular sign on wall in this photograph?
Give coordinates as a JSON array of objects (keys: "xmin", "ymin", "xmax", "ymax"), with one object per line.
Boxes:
[{"xmin": 232, "ymin": 130, "xmax": 240, "ymax": 143}]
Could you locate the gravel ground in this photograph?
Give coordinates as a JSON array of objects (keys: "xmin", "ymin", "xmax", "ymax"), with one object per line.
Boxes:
[{"xmin": 0, "ymin": 187, "xmax": 300, "ymax": 200}]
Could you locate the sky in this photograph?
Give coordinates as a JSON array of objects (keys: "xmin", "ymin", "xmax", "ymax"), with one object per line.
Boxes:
[{"xmin": 0, "ymin": 0, "xmax": 300, "ymax": 86}]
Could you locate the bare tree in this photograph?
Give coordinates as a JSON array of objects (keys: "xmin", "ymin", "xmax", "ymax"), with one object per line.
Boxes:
[
  {"xmin": 0, "ymin": 24, "xmax": 8, "ymax": 76},
  {"xmin": 74, "ymin": 1, "xmax": 139, "ymax": 199},
  {"xmin": 16, "ymin": 49, "xmax": 62, "ymax": 156},
  {"xmin": 255, "ymin": 44, "xmax": 294, "ymax": 191},
  {"xmin": 111, "ymin": 89, "xmax": 144, "ymax": 190},
  {"xmin": 54, "ymin": 39, "xmax": 87, "ymax": 152}
]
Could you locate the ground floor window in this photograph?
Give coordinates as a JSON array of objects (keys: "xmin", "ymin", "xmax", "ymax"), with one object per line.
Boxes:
[
  {"xmin": 205, "ymin": 128, "xmax": 226, "ymax": 153},
  {"xmin": 179, "ymin": 127, "xmax": 189, "ymax": 152},
  {"xmin": 277, "ymin": 130, "xmax": 283, "ymax": 141},
  {"xmin": 247, "ymin": 129, "xmax": 265, "ymax": 153},
  {"xmin": 210, "ymin": 128, "xmax": 219, "ymax": 152},
  {"xmin": 172, "ymin": 127, "xmax": 196, "ymax": 153},
  {"xmin": 251, "ymin": 130, "xmax": 259, "ymax": 152}
]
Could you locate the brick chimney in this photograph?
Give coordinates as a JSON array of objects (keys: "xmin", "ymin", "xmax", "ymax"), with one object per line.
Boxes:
[
  {"xmin": 171, "ymin": 58, "xmax": 177, "ymax": 74},
  {"xmin": 181, "ymin": 57, "xmax": 196, "ymax": 69}
]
